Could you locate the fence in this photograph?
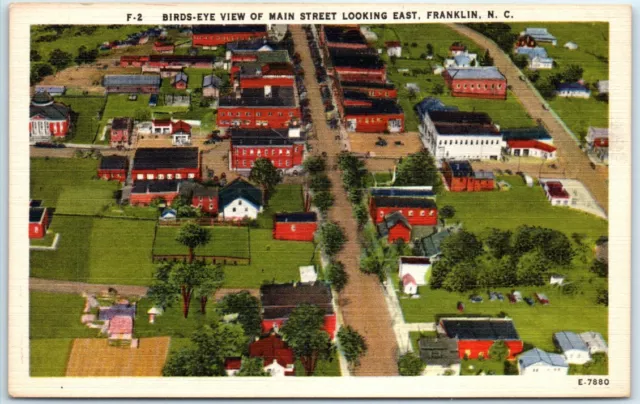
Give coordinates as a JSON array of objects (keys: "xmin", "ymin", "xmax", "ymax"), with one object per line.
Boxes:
[
  {"xmin": 152, "ymin": 254, "xmax": 250, "ymax": 266},
  {"xmin": 157, "ymin": 218, "xmax": 251, "ymax": 227}
]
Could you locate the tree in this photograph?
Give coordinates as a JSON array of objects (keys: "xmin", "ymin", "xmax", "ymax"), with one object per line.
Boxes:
[
  {"xmin": 218, "ymin": 291, "xmax": 262, "ymax": 338},
  {"xmin": 236, "ymin": 357, "xmax": 269, "ymax": 376},
  {"xmin": 432, "ymin": 83, "xmax": 445, "ymax": 96},
  {"xmin": 319, "ymin": 222, "xmax": 346, "ymax": 257},
  {"xmin": 249, "ymin": 158, "xmax": 282, "ymax": 201},
  {"xmin": 360, "ymin": 245, "xmax": 388, "ymax": 282},
  {"xmin": 147, "ymin": 261, "xmax": 178, "ymax": 310},
  {"xmin": 485, "ymin": 228, "xmax": 512, "ymax": 259},
  {"xmin": 481, "ymin": 49, "xmax": 494, "ymax": 66},
  {"xmin": 75, "ymin": 45, "xmax": 99, "ymax": 65},
  {"xmin": 353, "ymin": 203, "xmax": 369, "ymax": 229},
  {"xmin": 595, "ymin": 286, "xmax": 608, "ymax": 306},
  {"xmin": 526, "ymin": 70, "xmax": 540, "ymax": 83},
  {"xmin": 30, "ymin": 63, "xmax": 54, "ymax": 85},
  {"xmin": 440, "ymin": 230, "xmax": 483, "ymax": 264},
  {"xmin": 280, "ymin": 304, "xmax": 333, "ymax": 376},
  {"xmin": 590, "ymin": 259, "xmax": 608, "ymax": 278},
  {"xmin": 326, "ymin": 261, "xmax": 349, "ymax": 292},
  {"xmin": 163, "ymin": 322, "xmax": 247, "ymax": 376},
  {"xmin": 149, "ymin": 196, "xmax": 166, "ymax": 209},
  {"xmin": 309, "ymin": 174, "xmax": 331, "ymax": 192},
  {"xmin": 194, "ymin": 264, "xmax": 224, "ymax": 314},
  {"xmin": 439, "ymin": 205, "xmax": 456, "ymax": 220},
  {"xmin": 426, "ymin": 43, "xmax": 434, "ymax": 56},
  {"xmin": 397, "ymin": 352, "xmax": 425, "ymax": 376},
  {"xmin": 442, "ymin": 261, "xmax": 477, "ymax": 293},
  {"xmin": 394, "ymin": 151, "xmax": 442, "ymax": 191},
  {"xmin": 390, "ymin": 55, "xmax": 397, "ymax": 65},
  {"xmin": 176, "ymin": 222, "xmax": 211, "ymax": 263},
  {"xmin": 337, "ymin": 326, "xmax": 368, "ymax": 372},
  {"xmin": 488, "ymin": 340, "xmax": 509, "ymax": 362},
  {"xmin": 172, "ymin": 261, "xmax": 212, "ymax": 318},
  {"xmin": 313, "ymin": 191, "xmax": 334, "ymax": 215},
  {"xmin": 303, "ymin": 156, "xmax": 326, "ymax": 174},
  {"xmin": 171, "ymin": 195, "xmax": 200, "ymax": 218},
  {"xmin": 562, "ymin": 64, "xmax": 584, "ymax": 83},
  {"xmin": 513, "ymin": 54, "xmax": 529, "ymax": 69},
  {"xmin": 337, "ymin": 152, "xmax": 367, "ymax": 191},
  {"xmin": 429, "ymin": 258, "xmax": 452, "ymax": 289},
  {"xmin": 30, "ymin": 49, "xmax": 42, "ymax": 62},
  {"xmin": 516, "ymin": 251, "xmax": 549, "ymax": 286},
  {"xmin": 48, "ymin": 48, "xmax": 73, "ymax": 71}
]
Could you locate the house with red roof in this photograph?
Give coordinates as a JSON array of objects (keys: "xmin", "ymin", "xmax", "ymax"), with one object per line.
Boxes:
[
  {"xmin": 273, "ymin": 212, "xmax": 318, "ymax": 241},
  {"xmin": 171, "ymin": 120, "xmax": 192, "ymax": 146},
  {"xmin": 29, "ymin": 200, "xmax": 49, "ymax": 239},
  {"xmin": 541, "ymin": 180, "xmax": 572, "ymax": 206},
  {"xmin": 108, "ymin": 316, "xmax": 134, "ymax": 345},
  {"xmin": 110, "ymin": 117, "xmax": 133, "ymax": 148},
  {"xmin": 442, "ymin": 161, "xmax": 496, "ymax": 192},
  {"xmin": 192, "ymin": 25, "xmax": 268, "ymax": 47},
  {"xmin": 402, "ymin": 273, "xmax": 418, "ymax": 295},
  {"xmin": 225, "ymin": 334, "xmax": 295, "ymax": 377},
  {"xmin": 506, "ymin": 140, "xmax": 557, "ymax": 159}
]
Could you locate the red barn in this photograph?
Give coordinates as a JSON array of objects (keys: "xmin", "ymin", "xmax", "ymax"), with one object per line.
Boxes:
[
  {"xmin": 377, "ymin": 211, "xmax": 412, "ymax": 243},
  {"xmin": 217, "ymin": 86, "xmax": 300, "ymax": 133},
  {"xmin": 229, "ymin": 126, "xmax": 305, "ymax": 173},
  {"xmin": 190, "ymin": 184, "xmax": 219, "ymax": 215},
  {"xmin": 438, "ymin": 318, "xmax": 524, "ymax": 360},
  {"xmin": 443, "ymin": 67, "xmax": 507, "ymax": 100},
  {"xmin": 110, "ymin": 117, "xmax": 133, "ymax": 148},
  {"xmin": 342, "ymin": 98, "xmax": 404, "ymax": 133},
  {"xmin": 129, "ymin": 180, "xmax": 182, "ymax": 206},
  {"xmin": 192, "ymin": 25, "xmax": 267, "ymax": 47},
  {"xmin": 131, "ymin": 147, "xmax": 200, "ymax": 181},
  {"xmin": 29, "ymin": 200, "xmax": 49, "ymax": 239},
  {"xmin": 260, "ymin": 283, "xmax": 337, "ymax": 339},
  {"xmin": 29, "ymin": 92, "xmax": 70, "ymax": 142},
  {"xmin": 369, "ymin": 196, "xmax": 438, "ymax": 226},
  {"xmin": 98, "ymin": 155, "xmax": 129, "ymax": 182},
  {"xmin": 442, "ymin": 160, "xmax": 496, "ymax": 192},
  {"xmin": 273, "ymin": 212, "xmax": 317, "ymax": 241}
]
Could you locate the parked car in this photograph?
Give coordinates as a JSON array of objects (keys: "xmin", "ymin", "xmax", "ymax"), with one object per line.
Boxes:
[
  {"xmin": 512, "ymin": 291, "xmax": 523, "ymax": 302},
  {"xmin": 535, "ymin": 293, "xmax": 550, "ymax": 305},
  {"xmin": 508, "ymin": 294, "xmax": 517, "ymax": 304},
  {"xmin": 375, "ymin": 137, "xmax": 388, "ymax": 147},
  {"xmin": 524, "ymin": 297, "xmax": 535, "ymax": 306},
  {"xmin": 457, "ymin": 301, "xmax": 465, "ymax": 312},
  {"xmin": 488, "ymin": 291, "xmax": 498, "ymax": 301},
  {"xmin": 469, "ymin": 295, "xmax": 483, "ymax": 303},
  {"xmin": 496, "ymin": 292, "xmax": 505, "ymax": 301}
]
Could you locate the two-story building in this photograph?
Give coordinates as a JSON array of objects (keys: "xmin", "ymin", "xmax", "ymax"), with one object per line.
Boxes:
[
  {"xmin": 442, "ymin": 160, "xmax": 496, "ymax": 192},
  {"xmin": 131, "ymin": 147, "xmax": 200, "ymax": 181},
  {"xmin": 109, "ymin": 117, "xmax": 133, "ymax": 148},
  {"xmin": 97, "ymin": 155, "xmax": 129, "ymax": 182},
  {"xmin": 443, "ymin": 67, "xmax": 507, "ymax": 99},
  {"xmin": 229, "ymin": 126, "xmax": 305, "ymax": 173},
  {"xmin": 29, "ymin": 92, "xmax": 71, "ymax": 142}
]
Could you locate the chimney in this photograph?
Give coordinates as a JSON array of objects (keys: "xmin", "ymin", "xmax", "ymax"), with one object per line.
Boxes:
[{"xmin": 264, "ymin": 85, "xmax": 272, "ymax": 98}]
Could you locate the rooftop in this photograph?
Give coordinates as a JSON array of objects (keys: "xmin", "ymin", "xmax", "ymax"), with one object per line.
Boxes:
[
  {"xmin": 98, "ymin": 303, "xmax": 136, "ymax": 321},
  {"xmin": 323, "ymin": 26, "xmax": 367, "ymax": 45},
  {"xmin": 249, "ymin": 334, "xmax": 295, "ymax": 368},
  {"xmin": 230, "ymin": 128, "xmax": 305, "ymax": 147},
  {"xmin": 111, "ymin": 117, "xmax": 132, "ymax": 130},
  {"xmin": 372, "ymin": 196, "xmax": 437, "ymax": 209},
  {"xmin": 344, "ymin": 99, "xmax": 403, "ymax": 115},
  {"xmin": 132, "ymin": 147, "xmax": 199, "ymax": 170},
  {"xmin": 148, "ymin": 54, "xmax": 215, "ymax": 64},
  {"xmin": 219, "ymin": 86, "xmax": 296, "ymax": 108},
  {"xmin": 219, "ymin": 178, "xmax": 262, "ymax": 209},
  {"xmin": 370, "ymin": 187, "xmax": 435, "ymax": 199},
  {"xmin": 507, "ymin": 139, "xmax": 557, "ymax": 153},
  {"xmin": 518, "ymin": 348, "xmax": 568, "ymax": 368},
  {"xmin": 418, "ymin": 336, "xmax": 461, "ymax": 366},
  {"xmin": 329, "ymin": 48, "xmax": 384, "ymax": 69},
  {"xmin": 260, "ymin": 283, "xmax": 334, "ymax": 320},
  {"xmin": 29, "ymin": 207, "xmax": 46, "ymax": 223},
  {"xmin": 99, "ymin": 155, "xmax": 129, "ymax": 170},
  {"xmin": 440, "ymin": 318, "xmax": 521, "ymax": 341},
  {"xmin": 340, "ymin": 80, "xmax": 396, "ymax": 90},
  {"xmin": 445, "ymin": 67, "xmax": 506, "ymax": 81},
  {"xmin": 428, "ymin": 110, "xmax": 493, "ymax": 126},
  {"xmin": 377, "ymin": 211, "xmax": 412, "ymax": 237},
  {"xmin": 131, "ymin": 180, "xmax": 181, "ymax": 194},
  {"xmin": 556, "ymin": 82, "xmax": 590, "ymax": 93},
  {"xmin": 420, "ymin": 228, "xmax": 453, "ymax": 257},
  {"xmin": 554, "ymin": 331, "xmax": 589, "ymax": 352},
  {"xmin": 400, "ymin": 256, "xmax": 431, "ymax": 265},
  {"xmin": 275, "ymin": 212, "xmax": 317, "ymax": 223},
  {"xmin": 103, "ymin": 75, "xmax": 161, "ymax": 87},
  {"xmin": 500, "ymin": 126, "xmax": 552, "ymax": 141},
  {"xmin": 203, "ymin": 74, "xmax": 222, "ymax": 89}
]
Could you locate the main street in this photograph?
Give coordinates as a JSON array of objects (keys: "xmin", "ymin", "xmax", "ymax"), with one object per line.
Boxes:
[{"xmin": 291, "ymin": 25, "xmax": 399, "ymax": 376}]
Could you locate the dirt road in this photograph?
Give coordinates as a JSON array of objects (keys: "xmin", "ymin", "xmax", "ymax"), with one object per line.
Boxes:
[
  {"xmin": 448, "ymin": 24, "xmax": 609, "ymax": 213},
  {"xmin": 291, "ymin": 25, "xmax": 398, "ymax": 376}
]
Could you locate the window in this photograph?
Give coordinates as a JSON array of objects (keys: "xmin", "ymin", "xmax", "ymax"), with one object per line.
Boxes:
[
  {"xmin": 233, "ymin": 207, "xmax": 236, "ymax": 212},
  {"xmin": 238, "ymin": 200, "xmax": 242, "ymax": 205},
  {"xmin": 463, "ymin": 84, "xmax": 467, "ymax": 89},
  {"xmin": 420, "ymin": 210, "xmax": 426, "ymax": 217},
  {"xmin": 278, "ymin": 112, "xmax": 283, "ymax": 117},
  {"xmin": 256, "ymin": 112, "xmax": 261, "ymax": 117},
  {"xmin": 470, "ymin": 84, "xmax": 474, "ymax": 89},
  {"xmin": 286, "ymin": 150, "xmax": 291, "ymax": 156},
  {"xmin": 429, "ymin": 210, "xmax": 434, "ymax": 216},
  {"xmin": 167, "ymin": 174, "xmax": 173, "ymax": 180},
  {"xmin": 268, "ymin": 112, "xmax": 273, "ymax": 116},
  {"xmin": 497, "ymin": 84, "xmax": 502, "ymax": 89},
  {"xmin": 456, "ymin": 84, "xmax": 461, "ymax": 89},
  {"xmin": 188, "ymin": 173, "xmax": 195, "ymax": 179},
  {"xmin": 408, "ymin": 210, "xmax": 414, "ymax": 217},
  {"xmin": 250, "ymin": 149, "xmax": 254, "ymax": 155},
  {"xmin": 242, "ymin": 149, "xmax": 246, "ymax": 156},
  {"xmin": 146, "ymin": 174, "xmax": 154, "ymax": 180},
  {"xmin": 288, "ymin": 112, "xmax": 293, "ymax": 117},
  {"xmin": 291, "ymin": 224, "xmax": 297, "ymax": 231},
  {"xmin": 209, "ymin": 204, "xmax": 213, "ymax": 209},
  {"xmin": 176, "ymin": 174, "xmax": 182, "ymax": 179},
  {"xmin": 379, "ymin": 211, "xmax": 384, "ymax": 217},
  {"xmin": 279, "ymin": 149, "xmax": 283, "ymax": 155},
  {"xmin": 236, "ymin": 112, "xmax": 241, "ymax": 117},
  {"xmin": 245, "ymin": 208, "xmax": 248, "ymax": 212},
  {"xmin": 158, "ymin": 174, "xmax": 165, "ymax": 180},
  {"xmin": 246, "ymin": 112, "xmax": 251, "ymax": 117}
]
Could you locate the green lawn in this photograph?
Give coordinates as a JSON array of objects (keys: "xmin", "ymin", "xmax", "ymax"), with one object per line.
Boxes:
[
  {"xmin": 30, "ymin": 339, "xmax": 73, "ymax": 376},
  {"xmin": 134, "ymin": 297, "xmax": 220, "ymax": 338},
  {"xmin": 371, "ymin": 24, "xmax": 535, "ymax": 132},
  {"xmin": 55, "ymin": 96, "xmax": 106, "ymax": 144},
  {"xmin": 55, "ymin": 185, "xmax": 119, "ymax": 216},
  {"xmin": 29, "ymin": 230, "xmax": 56, "ymax": 247},
  {"xmin": 295, "ymin": 351, "xmax": 341, "ymax": 376},
  {"xmin": 102, "ymin": 94, "xmax": 153, "ymax": 120},
  {"xmin": 460, "ymin": 359, "xmax": 510, "ymax": 376},
  {"xmin": 30, "ymin": 216, "xmax": 156, "ymax": 285},
  {"xmin": 548, "ymin": 97, "xmax": 608, "ymax": 140},
  {"xmin": 223, "ymin": 229, "xmax": 316, "ymax": 288},
  {"xmin": 257, "ymin": 184, "xmax": 305, "ymax": 228},
  {"xmin": 153, "ymin": 226, "xmax": 250, "ymax": 259}
]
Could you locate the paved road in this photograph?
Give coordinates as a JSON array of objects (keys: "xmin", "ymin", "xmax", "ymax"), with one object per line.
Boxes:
[
  {"xmin": 449, "ymin": 24, "xmax": 609, "ymax": 214},
  {"xmin": 30, "ymin": 277, "xmax": 149, "ymax": 296},
  {"xmin": 291, "ymin": 25, "xmax": 398, "ymax": 376}
]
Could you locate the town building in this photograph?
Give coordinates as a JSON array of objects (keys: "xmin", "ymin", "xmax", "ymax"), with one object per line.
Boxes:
[
  {"xmin": 521, "ymin": 28, "xmax": 557, "ymax": 46},
  {"xmin": 29, "ymin": 200, "xmax": 49, "ymax": 239},
  {"xmin": 328, "ymin": 48, "xmax": 387, "ymax": 84},
  {"xmin": 418, "ymin": 336, "xmax": 462, "ymax": 376},
  {"xmin": 369, "ymin": 186, "xmax": 436, "ymax": 200},
  {"xmin": 541, "ymin": 180, "xmax": 572, "ymax": 206},
  {"xmin": 189, "ymin": 184, "xmax": 219, "ymax": 215},
  {"xmin": 172, "ymin": 71, "xmax": 188, "ymax": 89},
  {"xmin": 203, "ymin": 74, "xmax": 223, "ymax": 98},
  {"xmin": 233, "ymin": 62, "xmax": 295, "ymax": 90},
  {"xmin": 377, "ymin": 211, "xmax": 412, "ymax": 243},
  {"xmin": 110, "ymin": 117, "xmax": 133, "ymax": 148},
  {"xmin": 398, "ymin": 256, "xmax": 431, "ymax": 286},
  {"xmin": 192, "ymin": 25, "xmax": 268, "ymax": 47},
  {"xmin": 273, "ymin": 212, "xmax": 318, "ymax": 242},
  {"xmin": 225, "ymin": 38, "xmax": 274, "ymax": 60},
  {"xmin": 553, "ymin": 331, "xmax": 591, "ymax": 365},
  {"xmin": 515, "ymin": 47, "xmax": 554, "ymax": 69},
  {"xmin": 442, "ymin": 160, "xmax": 496, "ymax": 192},
  {"xmin": 555, "ymin": 83, "xmax": 591, "ymax": 98},
  {"xmin": 229, "ymin": 126, "xmax": 305, "ymax": 173},
  {"xmin": 517, "ymin": 348, "xmax": 569, "ymax": 376},
  {"xmin": 579, "ymin": 332, "xmax": 608, "ymax": 355},
  {"xmin": 260, "ymin": 283, "xmax": 336, "ymax": 339},
  {"xmin": 219, "ymin": 178, "xmax": 263, "ymax": 220},
  {"xmin": 506, "ymin": 139, "xmax": 557, "ymax": 159},
  {"xmin": 385, "ymin": 41, "xmax": 402, "ymax": 57},
  {"xmin": 35, "ymin": 85, "xmax": 66, "ymax": 96},
  {"xmin": 418, "ymin": 109, "xmax": 502, "ymax": 162},
  {"xmin": 336, "ymin": 80, "xmax": 398, "ymax": 100},
  {"xmin": 225, "ymin": 334, "xmax": 295, "ymax": 377},
  {"xmin": 342, "ymin": 97, "xmax": 404, "ymax": 133},
  {"xmin": 369, "ymin": 196, "xmax": 438, "ymax": 227},
  {"xmin": 153, "ymin": 41, "xmax": 175, "ymax": 54},
  {"xmin": 449, "ymin": 42, "xmax": 467, "ymax": 56},
  {"xmin": 320, "ymin": 25, "xmax": 370, "ymax": 50},
  {"xmin": 443, "ymin": 67, "xmax": 507, "ymax": 99},
  {"xmin": 129, "ymin": 180, "xmax": 182, "ymax": 206},
  {"xmin": 97, "ymin": 155, "xmax": 129, "ymax": 182},
  {"xmin": 131, "ymin": 147, "xmax": 200, "ymax": 181},
  {"xmin": 438, "ymin": 317, "xmax": 524, "ymax": 360},
  {"xmin": 171, "ymin": 120, "xmax": 192, "ymax": 146},
  {"xmin": 229, "ymin": 49, "xmax": 291, "ymax": 65},
  {"xmin": 151, "ymin": 119, "xmax": 173, "ymax": 135},
  {"xmin": 119, "ymin": 55, "xmax": 216, "ymax": 70},
  {"xmin": 103, "ymin": 75, "xmax": 161, "ymax": 94},
  {"xmin": 29, "ymin": 92, "xmax": 71, "ymax": 142}
]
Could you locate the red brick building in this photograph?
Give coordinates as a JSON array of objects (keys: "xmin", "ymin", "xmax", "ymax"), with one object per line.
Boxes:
[
  {"xmin": 329, "ymin": 48, "xmax": 387, "ymax": 84},
  {"xmin": 110, "ymin": 117, "xmax": 133, "ymax": 148},
  {"xmin": 273, "ymin": 212, "xmax": 317, "ymax": 242},
  {"xmin": 438, "ymin": 318, "xmax": 524, "ymax": 360},
  {"xmin": 98, "ymin": 155, "xmax": 129, "ymax": 182},
  {"xmin": 130, "ymin": 180, "xmax": 182, "ymax": 206},
  {"xmin": 229, "ymin": 126, "xmax": 305, "ymax": 172},
  {"xmin": 260, "ymin": 283, "xmax": 337, "ymax": 339},
  {"xmin": 442, "ymin": 160, "xmax": 496, "ymax": 192},
  {"xmin": 192, "ymin": 25, "xmax": 268, "ymax": 47},
  {"xmin": 342, "ymin": 96, "xmax": 404, "ymax": 133},
  {"xmin": 217, "ymin": 86, "xmax": 300, "ymax": 133},
  {"xmin": 232, "ymin": 62, "xmax": 295, "ymax": 89},
  {"xmin": 369, "ymin": 196, "xmax": 438, "ymax": 226},
  {"xmin": 443, "ymin": 67, "xmax": 507, "ymax": 100},
  {"xmin": 29, "ymin": 200, "xmax": 49, "ymax": 239},
  {"xmin": 131, "ymin": 147, "xmax": 200, "ymax": 181},
  {"xmin": 376, "ymin": 211, "xmax": 413, "ymax": 243},
  {"xmin": 337, "ymin": 79, "xmax": 398, "ymax": 100},
  {"xmin": 190, "ymin": 184, "xmax": 219, "ymax": 215},
  {"xmin": 29, "ymin": 92, "xmax": 71, "ymax": 142}
]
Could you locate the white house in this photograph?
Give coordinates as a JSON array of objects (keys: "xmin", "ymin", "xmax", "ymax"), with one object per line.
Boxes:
[
  {"xmin": 171, "ymin": 120, "xmax": 192, "ymax": 146},
  {"xmin": 222, "ymin": 195, "xmax": 262, "ymax": 220},
  {"xmin": 579, "ymin": 332, "xmax": 608, "ymax": 355},
  {"xmin": 151, "ymin": 119, "xmax": 173, "ymax": 135},
  {"xmin": 554, "ymin": 331, "xmax": 591, "ymax": 365},
  {"xmin": 398, "ymin": 256, "xmax": 431, "ymax": 286},
  {"xmin": 401, "ymin": 274, "xmax": 418, "ymax": 295},
  {"xmin": 541, "ymin": 180, "xmax": 572, "ymax": 206},
  {"xmin": 549, "ymin": 274, "xmax": 565, "ymax": 286},
  {"xmin": 505, "ymin": 139, "xmax": 557, "ymax": 160},
  {"xmin": 556, "ymin": 83, "xmax": 591, "ymax": 98},
  {"xmin": 515, "ymin": 47, "xmax": 553, "ymax": 70},
  {"xmin": 564, "ymin": 41, "xmax": 579, "ymax": 50},
  {"xmin": 444, "ymin": 51, "xmax": 478, "ymax": 68},
  {"xmin": 219, "ymin": 179, "xmax": 264, "ymax": 220},
  {"xmin": 264, "ymin": 358, "xmax": 295, "ymax": 377},
  {"xmin": 518, "ymin": 348, "xmax": 569, "ymax": 376},
  {"xmin": 385, "ymin": 41, "xmax": 402, "ymax": 57}
]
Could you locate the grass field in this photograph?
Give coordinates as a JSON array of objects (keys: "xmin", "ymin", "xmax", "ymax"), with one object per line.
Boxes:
[
  {"xmin": 153, "ymin": 226, "xmax": 250, "ymax": 258},
  {"xmin": 55, "ymin": 96, "xmax": 106, "ymax": 144},
  {"xmin": 257, "ymin": 184, "xmax": 305, "ymax": 228},
  {"xmin": 370, "ymin": 24, "xmax": 535, "ymax": 132},
  {"xmin": 30, "ymin": 216, "xmax": 156, "ymax": 285},
  {"xmin": 295, "ymin": 351, "xmax": 342, "ymax": 376},
  {"xmin": 102, "ymin": 94, "xmax": 153, "ymax": 120},
  {"xmin": 135, "ymin": 297, "xmax": 220, "ymax": 338},
  {"xmin": 30, "ymin": 339, "xmax": 74, "ymax": 376},
  {"xmin": 29, "ymin": 230, "xmax": 57, "ymax": 247}
]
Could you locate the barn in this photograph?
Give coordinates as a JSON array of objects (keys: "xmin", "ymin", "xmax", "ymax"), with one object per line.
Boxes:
[
  {"xmin": 192, "ymin": 25, "xmax": 268, "ymax": 47},
  {"xmin": 29, "ymin": 200, "xmax": 49, "ymax": 239},
  {"xmin": 442, "ymin": 160, "xmax": 496, "ymax": 192},
  {"xmin": 273, "ymin": 212, "xmax": 318, "ymax": 241},
  {"xmin": 129, "ymin": 180, "xmax": 182, "ymax": 206},
  {"xmin": 103, "ymin": 75, "xmax": 161, "ymax": 94},
  {"xmin": 97, "ymin": 155, "xmax": 129, "ymax": 182},
  {"xmin": 438, "ymin": 317, "xmax": 524, "ymax": 360},
  {"xmin": 369, "ymin": 196, "xmax": 438, "ymax": 226},
  {"xmin": 131, "ymin": 147, "xmax": 200, "ymax": 181}
]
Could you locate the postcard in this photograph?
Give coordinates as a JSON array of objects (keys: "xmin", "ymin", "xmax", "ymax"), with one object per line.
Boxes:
[{"xmin": 8, "ymin": 2, "xmax": 631, "ymax": 398}]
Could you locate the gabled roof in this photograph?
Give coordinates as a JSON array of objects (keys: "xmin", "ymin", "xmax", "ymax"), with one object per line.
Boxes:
[
  {"xmin": 219, "ymin": 178, "xmax": 262, "ymax": 209},
  {"xmin": 440, "ymin": 318, "xmax": 521, "ymax": 341},
  {"xmin": 108, "ymin": 315, "xmax": 133, "ymax": 335},
  {"xmin": 260, "ymin": 283, "xmax": 334, "ymax": 320},
  {"xmin": 420, "ymin": 228, "xmax": 452, "ymax": 257},
  {"xmin": 111, "ymin": 117, "xmax": 132, "ymax": 130},
  {"xmin": 515, "ymin": 46, "xmax": 548, "ymax": 59},
  {"xmin": 556, "ymin": 83, "xmax": 590, "ymax": 93},
  {"xmin": 579, "ymin": 332, "xmax": 608, "ymax": 352},
  {"xmin": 227, "ymin": 38, "xmax": 272, "ymax": 52},
  {"xmin": 191, "ymin": 183, "xmax": 218, "ymax": 197},
  {"xmin": 171, "ymin": 120, "xmax": 192, "ymax": 135},
  {"xmin": 98, "ymin": 304, "xmax": 136, "ymax": 321},
  {"xmin": 275, "ymin": 212, "xmax": 317, "ymax": 223},
  {"xmin": 132, "ymin": 147, "xmax": 199, "ymax": 170},
  {"xmin": 377, "ymin": 211, "xmax": 411, "ymax": 237},
  {"xmin": 554, "ymin": 331, "xmax": 589, "ymax": 352},
  {"xmin": 518, "ymin": 348, "xmax": 568, "ymax": 368},
  {"xmin": 103, "ymin": 75, "xmax": 161, "ymax": 87},
  {"xmin": 249, "ymin": 334, "xmax": 295, "ymax": 368},
  {"xmin": 172, "ymin": 72, "xmax": 188, "ymax": 84},
  {"xmin": 372, "ymin": 196, "xmax": 437, "ymax": 209},
  {"xmin": 203, "ymin": 74, "xmax": 222, "ymax": 89},
  {"xmin": 402, "ymin": 273, "xmax": 417, "ymax": 286},
  {"xmin": 418, "ymin": 337, "xmax": 461, "ymax": 366},
  {"xmin": 507, "ymin": 140, "xmax": 557, "ymax": 153},
  {"xmin": 29, "ymin": 207, "xmax": 46, "ymax": 223},
  {"xmin": 99, "ymin": 155, "xmax": 129, "ymax": 170},
  {"xmin": 446, "ymin": 67, "xmax": 506, "ymax": 81}
]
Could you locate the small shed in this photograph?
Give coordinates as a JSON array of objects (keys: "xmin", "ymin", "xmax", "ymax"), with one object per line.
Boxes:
[
  {"xmin": 402, "ymin": 273, "xmax": 418, "ymax": 295},
  {"xmin": 299, "ymin": 265, "xmax": 317, "ymax": 283},
  {"xmin": 564, "ymin": 41, "xmax": 578, "ymax": 50},
  {"xmin": 550, "ymin": 274, "xmax": 565, "ymax": 286},
  {"xmin": 385, "ymin": 41, "xmax": 402, "ymax": 57},
  {"xmin": 523, "ymin": 174, "xmax": 534, "ymax": 188},
  {"xmin": 160, "ymin": 208, "xmax": 177, "ymax": 221}
]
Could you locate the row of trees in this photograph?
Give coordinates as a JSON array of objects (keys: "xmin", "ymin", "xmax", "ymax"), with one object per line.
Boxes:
[{"xmin": 394, "ymin": 151, "xmax": 443, "ymax": 193}]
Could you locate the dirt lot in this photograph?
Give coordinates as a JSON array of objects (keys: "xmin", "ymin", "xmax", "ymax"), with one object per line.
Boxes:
[
  {"xmin": 65, "ymin": 337, "xmax": 170, "ymax": 376},
  {"xmin": 348, "ymin": 131, "xmax": 423, "ymax": 159},
  {"xmin": 200, "ymin": 140, "xmax": 242, "ymax": 182}
]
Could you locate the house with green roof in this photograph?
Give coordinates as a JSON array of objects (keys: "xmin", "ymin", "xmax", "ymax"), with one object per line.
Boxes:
[{"xmin": 418, "ymin": 228, "xmax": 453, "ymax": 259}]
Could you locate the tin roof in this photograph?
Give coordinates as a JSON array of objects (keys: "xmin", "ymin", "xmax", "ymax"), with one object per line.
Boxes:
[{"xmin": 446, "ymin": 67, "xmax": 506, "ymax": 81}]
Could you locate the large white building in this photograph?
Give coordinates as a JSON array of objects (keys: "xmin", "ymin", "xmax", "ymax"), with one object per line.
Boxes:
[
  {"xmin": 398, "ymin": 256, "xmax": 431, "ymax": 286},
  {"xmin": 554, "ymin": 331, "xmax": 591, "ymax": 365},
  {"xmin": 418, "ymin": 109, "xmax": 502, "ymax": 162},
  {"xmin": 518, "ymin": 348, "xmax": 569, "ymax": 376}
]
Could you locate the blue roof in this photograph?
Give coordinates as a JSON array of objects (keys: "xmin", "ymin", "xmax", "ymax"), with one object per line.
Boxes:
[
  {"xmin": 524, "ymin": 28, "xmax": 557, "ymax": 42},
  {"xmin": 414, "ymin": 97, "xmax": 458, "ymax": 120},
  {"xmin": 518, "ymin": 348, "xmax": 568, "ymax": 368},
  {"xmin": 515, "ymin": 46, "xmax": 548, "ymax": 59},
  {"xmin": 97, "ymin": 304, "xmax": 136, "ymax": 321},
  {"xmin": 554, "ymin": 331, "xmax": 589, "ymax": 352},
  {"xmin": 161, "ymin": 208, "xmax": 177, "ymax": 218},
  {"xmin": 454, "ymin": 55, "xmax": 471, "ymax": 66},
  {"xmin": 446, "ymin": 67, "xmax": 505, "ymax": 81},
  {"xmin": 370, "ymin": 188, "xmax": 435, "ymax": 198},
  {"xmin": 556, "ymin": 83, "xmax": 590, "ymax": 93}
]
